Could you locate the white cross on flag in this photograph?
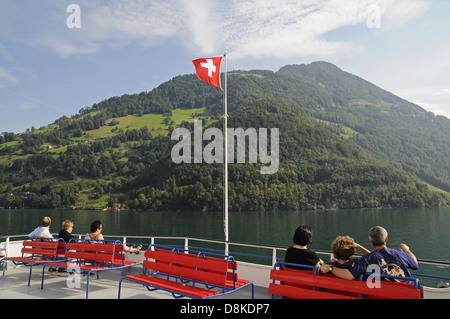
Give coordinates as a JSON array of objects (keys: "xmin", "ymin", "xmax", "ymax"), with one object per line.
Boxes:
[{"xmin": 192, "ymin": 56, "xmax": 222, "ymax": 88}]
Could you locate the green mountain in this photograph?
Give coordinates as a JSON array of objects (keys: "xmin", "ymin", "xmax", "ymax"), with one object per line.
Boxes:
[
  {"xmin": 278, "ymin": 62, "xmax": 450, "ymax": 192},
  {"xmin": 0, "ymin": 61, "xmax": 449, "ymax": 211}
]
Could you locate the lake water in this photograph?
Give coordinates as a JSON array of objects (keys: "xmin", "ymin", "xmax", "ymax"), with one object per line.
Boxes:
[
  {"xmin": 1, "ymin": 207, "xmax": 449, "ymax": 285},
  {"xmin": 1, "ymin": 207, "xmax": 449, "ymax": 260}
]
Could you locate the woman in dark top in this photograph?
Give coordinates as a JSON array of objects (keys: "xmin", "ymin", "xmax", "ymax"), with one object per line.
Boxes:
[
  {"xmin": 284, "ymin": 225, "xmax": 323, "ymax": 270},
  {"xmin": 58, "ymin": 220, "xmax": 74, "ymax": 243},
  {"xmin": 52, "ymin": 220, "xmax": 75, "ymax": 273}
]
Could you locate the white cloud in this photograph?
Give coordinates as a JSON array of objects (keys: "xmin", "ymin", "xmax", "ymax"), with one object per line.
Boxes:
[
  {"xmin": 30, "ymin": 0, "xmax": 433, "ymax": 60},
  {"xmin": 19, "ymin": 102, "xmax": 38, "ymax": 111},
  {"xmin": 38, "ymin": 36, "xmax": 100, "ymax": 57},
  {"xmin": 218, "ymin": 0, "xmax": 370, "ymax": 59},
  {"xmin": 85, "ymin": 1, "xmax": 182, "ymax": 43},
  {"xmin": 379, "ymin": 0, "xmax": 433, "ymax": 30},
  {"xmin": 34, "ymin": 0, "xmax": 184, "ymax": 57},
  {"xmin": 0, "ymin": 67, "xmax": 18, "ymax": 86},
  {"xmin": 218, "ymin": 0, "xmax": 435, "ymax": 60},
  {"xmin": 432, "ymin": 88, "xmax": 450, "ymax": 97},
  {"xmin": 179, "ymin": 0, "xmax": 219, "ymax": 55},
  {"xmin": 2, "ymin": 0, "xmax": 424, "ymax": 72}
]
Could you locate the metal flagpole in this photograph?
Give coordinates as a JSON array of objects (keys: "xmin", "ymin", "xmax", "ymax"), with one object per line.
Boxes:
[{"xmin": 223, "ymin": 51, "xmax": 229, "ymax": 246}]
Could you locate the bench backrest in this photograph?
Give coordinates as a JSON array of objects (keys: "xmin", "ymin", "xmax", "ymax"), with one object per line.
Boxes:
[
  {"xmin": 65, "ymin": 242, "xmax": 115, "ymax": 265},
  {"xmin": 196, "ymin": 256, "xmax": 240, "ymax": 286},
  {"xmin": 144, "ymin": 248, "xmax": 229, "ymax": 287},
  {"xmin": 21, "ymin": 239, "xmax": 65, "ymax": 260},
  {"xmin": 112, "ymin": 243, "xmax": 127, "ymax": 266},
  {"xmin": 270, "ymin": 263, "xmax": 422, "ymax": 299}
]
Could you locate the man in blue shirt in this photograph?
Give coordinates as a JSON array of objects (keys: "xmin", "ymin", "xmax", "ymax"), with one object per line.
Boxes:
[
  {"xmin": 28, "ymin": 216, "xmax": 54, "ymax": 239},
  {"xmin": 320, "ymin": 226, "xmax": 418, "ymax": 280}
]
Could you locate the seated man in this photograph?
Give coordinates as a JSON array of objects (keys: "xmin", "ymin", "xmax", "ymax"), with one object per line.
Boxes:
[
  {"xmin": 320, "ymin": 226, "xmax": 418, "ymax": 280},
  {"xmin": 28, "ymin": 217, "xmax": 54, "ymax": 239}
]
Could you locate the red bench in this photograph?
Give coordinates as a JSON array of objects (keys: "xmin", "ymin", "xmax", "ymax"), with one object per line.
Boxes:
[
  {"xmin": 269, "ymin": 262, "xmax": 423, "ymax": 299},
  {"xmin": 118, "ymin": 245, "xmax": 254, "ymax": 299},
  {"xmin": 41, "ymin": 240, "xmax": 142, "ymax": 299},
  {"xmin": 0, "ymin": 239, "xmax": 65, "ymax": 286}
]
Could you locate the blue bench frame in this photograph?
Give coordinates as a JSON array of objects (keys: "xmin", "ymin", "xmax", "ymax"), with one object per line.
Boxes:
[
  {"xmin": 118, "ymin": 244, "xmax": 254, "ymax": 299},
  {"xmin": 41, "ymin": 238, "xmax": 142, "ymax": 299}
]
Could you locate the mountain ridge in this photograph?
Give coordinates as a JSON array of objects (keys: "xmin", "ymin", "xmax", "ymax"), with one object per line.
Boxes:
[{"xmin": 0, "ymin": 61, "xmax": 449, "ymax": 210}]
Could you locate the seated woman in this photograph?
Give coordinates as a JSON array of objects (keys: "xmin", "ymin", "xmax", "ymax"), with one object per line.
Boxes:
[
  {"xmin": 59, "ymin": 220, "xmax": 75, "ymax": 243},
  {"xmin": 327, "ymin": 235, "xmax": 370, "ymax": 269},
  {"xmin": 284, "ymin": 225, "xmax": 323, "ymax": 270},
  {"xmin": 86, "ymin": 220, "xmax": 142, "ymax": 254}
]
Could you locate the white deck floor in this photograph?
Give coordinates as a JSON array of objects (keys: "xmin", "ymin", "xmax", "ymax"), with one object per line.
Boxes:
[{"xmin": 0, "ymin": 264, "xmax": 267, "ymax": 300}]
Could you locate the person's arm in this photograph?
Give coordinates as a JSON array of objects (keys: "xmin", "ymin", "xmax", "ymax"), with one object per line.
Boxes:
[
  {"xmin": 399, "ymin": 243, "xmax": 418, "ymax": 264},
  {"xmin": 39, "ymin": 228, "xmax": 53, "ymax": 238},
  {"xmin": 319, "ymin": 264, "xmax": 355, "ymax": 280},
  {"xmin": 355, "ymin": 243, "xmax": 370, "ymax": 255}
]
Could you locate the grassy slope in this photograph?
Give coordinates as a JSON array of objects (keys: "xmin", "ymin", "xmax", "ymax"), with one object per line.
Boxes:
[
  {"xmin": 0, "ymin": 107, "xmax": 212, "ymax": 208},
  {"xmin": 0, "ymin": 107, "xmax": 207, "ymax": 162}
]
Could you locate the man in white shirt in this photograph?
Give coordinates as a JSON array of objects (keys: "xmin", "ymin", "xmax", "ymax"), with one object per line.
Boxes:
[{"xmin": 28, "ymin": 216, "xmax": 54, "ymax": 239}]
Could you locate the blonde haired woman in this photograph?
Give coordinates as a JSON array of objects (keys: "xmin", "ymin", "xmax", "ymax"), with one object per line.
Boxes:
[{"xmin": 58, "ymin": 220, "xmax": 74, "ymax": 243}]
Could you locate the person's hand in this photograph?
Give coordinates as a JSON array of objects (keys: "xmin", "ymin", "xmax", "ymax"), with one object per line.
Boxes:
[
  {"xmin": 399, "ymin": 243, "xmax": 410, "ymax": 251},
  {"xmin": 319, "ymin": 264, "xmax": 331, "ymax": 273}
]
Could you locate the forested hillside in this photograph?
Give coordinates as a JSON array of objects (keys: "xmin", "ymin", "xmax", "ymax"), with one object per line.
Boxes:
[
  {"xmin": 278, "ymin": 62, "xmax": 450, "ymax": 192},
  {"xmin": 127, "ymin": 100, "xmax": 448, "ymax": 211},
  {"xmin": 0, "ymin": 61, "xmax": 449, "ymax": 211}
]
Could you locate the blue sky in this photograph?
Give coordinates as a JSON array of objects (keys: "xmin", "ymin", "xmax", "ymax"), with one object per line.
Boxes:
[{"xmin": 1, "ymin": 0, "xmax": 449, "ymax": 133}]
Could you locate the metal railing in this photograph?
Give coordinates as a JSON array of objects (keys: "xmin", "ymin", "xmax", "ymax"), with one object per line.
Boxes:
[{"xmin": 2, "ymin": 233, "xmax": 449, "ymax": 285}]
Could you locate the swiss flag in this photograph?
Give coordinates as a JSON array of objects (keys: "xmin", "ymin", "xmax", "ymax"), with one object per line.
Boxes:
[{"xmin": 192, "ymin": 56, "xmax": 222, "ymax": 88}]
